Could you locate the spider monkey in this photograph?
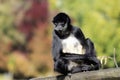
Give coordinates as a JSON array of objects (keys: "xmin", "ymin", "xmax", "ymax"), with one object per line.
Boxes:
[{"xmin": 52, "ymin": 12, "xmax": 101, "ymax": 75}]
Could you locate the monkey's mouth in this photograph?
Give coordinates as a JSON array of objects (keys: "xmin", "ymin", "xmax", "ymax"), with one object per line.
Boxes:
[
  {"xmin": 55, "ymin": 30, "xmax": 64, "ymax": 36},
  {"xmin": 58, "ymin": 30, "xmax": 63, "ymax": 34}
]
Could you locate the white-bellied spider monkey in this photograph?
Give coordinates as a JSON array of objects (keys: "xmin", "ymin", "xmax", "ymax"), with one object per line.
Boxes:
[{"xmin": 52, "ymin": 12, "xmax": 101, "ymax": 75}]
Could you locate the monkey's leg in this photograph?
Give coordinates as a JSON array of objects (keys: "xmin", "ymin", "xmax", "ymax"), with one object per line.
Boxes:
[
  {"xmin": 71, "ymin": 66, "xmax": 82, "ymax": 73},
  {"xmin": 86, "ymin": 57, "xmax": 101, "ymax": 70},
  {"xmin": 54, "ymin": 58, "xmax": 70, "ymax": 75}
]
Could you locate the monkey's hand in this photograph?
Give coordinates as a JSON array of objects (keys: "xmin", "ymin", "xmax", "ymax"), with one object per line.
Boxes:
[{"xmin": 81, "ymin": 64, "xmax": 94, "ymax": 71}]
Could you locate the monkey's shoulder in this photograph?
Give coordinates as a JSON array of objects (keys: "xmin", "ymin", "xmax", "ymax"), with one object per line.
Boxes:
[{"xmin": 71, "ymin": 26, "xmax": 82, "ymax": 33}]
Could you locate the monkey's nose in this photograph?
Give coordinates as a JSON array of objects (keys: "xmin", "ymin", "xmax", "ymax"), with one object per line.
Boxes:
[{"xmin": 58, "ymin": 30, "xmax": 62, "ymax": 33}]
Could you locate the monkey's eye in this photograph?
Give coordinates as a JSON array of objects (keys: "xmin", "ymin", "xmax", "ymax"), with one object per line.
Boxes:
[
  {"xmin": 54, "ymin": 23, "xmax": 58, "ymax": 26},
  {"xmin": 60, "ymin": 23, "xmax": 65, "ymax": 27}
]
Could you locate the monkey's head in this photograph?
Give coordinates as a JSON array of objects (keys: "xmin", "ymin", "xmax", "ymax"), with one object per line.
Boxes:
[{"xmin": 52, "ymin": 13, "xmax": 72, "ymax": 37}]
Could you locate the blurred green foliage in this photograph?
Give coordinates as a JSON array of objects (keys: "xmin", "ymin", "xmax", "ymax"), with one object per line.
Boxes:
[
  {"xmin": 0, "ymin": 1, "xmax": 25, "ymax": 46},
  {"xmin": 50, "ymin": 0, "xmax": 120, "ymax": 68}
]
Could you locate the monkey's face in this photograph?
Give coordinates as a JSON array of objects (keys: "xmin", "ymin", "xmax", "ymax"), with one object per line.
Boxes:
[
  {"xmin": 52, "ymin": 13, "xmax": 71, "ymax": 36},
  {"xmin": 53, "ymin": 22, "xmax": 68, "ymax": 35}
]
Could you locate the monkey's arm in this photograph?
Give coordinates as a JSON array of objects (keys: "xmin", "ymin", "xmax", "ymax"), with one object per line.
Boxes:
[
  {"xmin": 61, "ymin": 54, "xmax": 100, "ymax": 73},
  {"xmin": 84, "ymin": 38, "xmax": 101, "ymax": 70},
  {"xmin": 52, "ymin": 32, "xmax": 71, "ymax": 75},
  {"xmin": 84, "ymin": 56, "xmax": 101, "ymax": 70},
  {"xmin": 62, "ymin": 54, "xmax": 100, "ymax": 72},
  {"xmin": 52, "ymin": 32, "xmax": 62, "ymax": 61},
  {"xmin": 73, "ymin": 27, "xmax": 85, "ymax": 42},
  {"xmin": 62, "ymin": 53, "xmax": 86, "ymax": 60}
]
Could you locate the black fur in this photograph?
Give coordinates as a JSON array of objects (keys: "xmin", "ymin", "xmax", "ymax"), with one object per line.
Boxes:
[{"xmin": 52, "ymin": 12, "xmax": 101, "ymax": 75}]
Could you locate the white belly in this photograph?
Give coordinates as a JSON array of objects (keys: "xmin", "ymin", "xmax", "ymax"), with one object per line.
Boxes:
[{"xmin": 61, "ymin": 34, "xmax": 85, "ymax": 55}]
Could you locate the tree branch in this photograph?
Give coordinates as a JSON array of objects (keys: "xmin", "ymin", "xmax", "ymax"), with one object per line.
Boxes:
[{"xmin": 30, "ymin": 68, "xmax": 120, "ymax": 80}]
